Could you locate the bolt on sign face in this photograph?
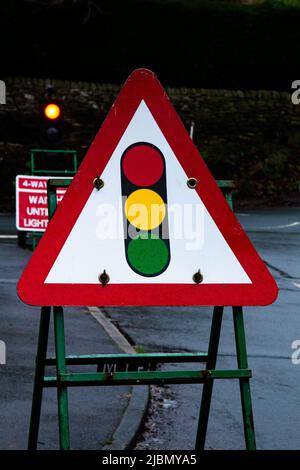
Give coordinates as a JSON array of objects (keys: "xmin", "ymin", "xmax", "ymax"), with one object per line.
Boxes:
[{"xmin": 17, "ymin": 69, "xmax": 278, "ymax": 307}]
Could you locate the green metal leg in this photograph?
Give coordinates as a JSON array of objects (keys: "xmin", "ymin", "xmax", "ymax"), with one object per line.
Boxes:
[
  {"xmin": 53, "ymin": 307, "xmax": 70, "ymax": 450},
  {"xmin": 28, "ymin": 306, "xmax": 51, "ymax": 450},
  {"xmin": 233, "ymin": 307, "xmax": 256, "ymax": 450},
  {"xmin": 195, "ymin": 306, "xmax": 224, "ymax": 451}
]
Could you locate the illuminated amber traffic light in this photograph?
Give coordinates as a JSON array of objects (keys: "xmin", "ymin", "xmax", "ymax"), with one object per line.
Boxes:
[
  {"xmin": 44, "ymin": 103, "xmax": 61, "ymax": 120},
  {"xmin": 40, "ymin": 98, "xmax": 63, "ymax": 148},
  {"xmin": 121, "ymin": 142, "xmax": 170, "ymax": 277}
]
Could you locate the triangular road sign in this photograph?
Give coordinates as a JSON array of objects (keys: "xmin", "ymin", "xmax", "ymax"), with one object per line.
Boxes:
[{"xmin": 18, "ymin": 69, "xmax": 278, "ymax": 307}]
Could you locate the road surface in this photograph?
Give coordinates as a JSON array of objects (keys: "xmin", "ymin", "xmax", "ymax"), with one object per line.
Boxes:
[
  {"xmin": 0, "ymin": 208, "xmax": 299, "ymax": 449},
  {"xmin": 0, "ymin": 218, "xmax": 133, "ymax": 449},
  {"xmin": 107, "ymin": 208, "xmax": 300, "ymax": 450}
]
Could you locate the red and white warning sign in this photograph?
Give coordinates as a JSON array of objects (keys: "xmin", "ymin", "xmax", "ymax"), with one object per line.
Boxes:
[
  {"xmin": 16, "ymin": 175, "xmax": 71, "ymax": 231},
  {"xmin": 18, "ymin": 69, "xmax": 278, "ymax": 307}
]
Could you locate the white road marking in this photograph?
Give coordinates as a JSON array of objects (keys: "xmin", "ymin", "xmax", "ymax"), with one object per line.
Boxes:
[
  {"xmin": 87, "ymin": 306, "xmax": 135, "ymax": 354},
  {"xmin": 259, "ymin": 222, "xmax": 300, "ymax": 230},
  {"xmin": 0, "ymin": 235, "xmax": 17, "ymax": 239},
  {"xmin": 0, "ymin": 278, "xmax": 18, "ymax": 284}
]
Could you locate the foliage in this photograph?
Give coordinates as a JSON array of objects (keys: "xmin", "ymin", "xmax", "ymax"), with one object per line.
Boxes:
[
  {"xmin": 200, "ymin": 141, "xmax": 300, "ymax": 203},
  {"xmin": 1, "ymin": 0, "xmax": 300, "ymax": 89}
]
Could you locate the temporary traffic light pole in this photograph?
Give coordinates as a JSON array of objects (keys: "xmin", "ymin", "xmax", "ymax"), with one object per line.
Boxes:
[{"xmin": 27, "ymin": 178, "xmax": 256, "ymax": 451}]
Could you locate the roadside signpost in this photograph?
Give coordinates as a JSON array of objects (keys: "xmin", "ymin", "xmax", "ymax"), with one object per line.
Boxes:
[
  {"xmin": 16, "ymin": 149, "xmax": 78, "ymax": 249},
  {"xmin": 18, "ymin": 69, "xmax": 278, "ymax": 451},
  {"xmin": 16, "ymin": 175, "xmax": 70, "ymax": 232}
]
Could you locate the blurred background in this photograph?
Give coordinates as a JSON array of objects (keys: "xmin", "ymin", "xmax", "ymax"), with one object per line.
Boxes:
[{"xmin": 1, "ymin": 0, "xmax": 300, "ymax": 211}]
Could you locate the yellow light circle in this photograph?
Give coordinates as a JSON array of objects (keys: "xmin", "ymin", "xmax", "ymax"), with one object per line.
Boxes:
[
  {"xmin": 44, "ymin": 103, "xmax": 61, "ymax": 120},
  {"xmin": 125, "ymin": 189, "xmax": 166, "ymax": 230}
]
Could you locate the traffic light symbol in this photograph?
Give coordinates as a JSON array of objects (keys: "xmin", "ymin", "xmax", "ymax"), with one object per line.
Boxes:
[{"xmin": 121, "ymin": 142, "xmax": 170, "ymax": 277}]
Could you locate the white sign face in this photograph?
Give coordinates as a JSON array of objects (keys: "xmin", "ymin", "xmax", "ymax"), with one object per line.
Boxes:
[
  {"xmin": 45, "ymin": 101, "xmax": 251, "ymax": 285},
  {"xmin": 17, "ymin": 69, "xmax": 278, "ymax": 307}
]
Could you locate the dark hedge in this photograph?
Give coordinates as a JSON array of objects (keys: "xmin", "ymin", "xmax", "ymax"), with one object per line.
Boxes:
[{"xmin": 0, "ymin": 0, "xmax": 300, "ymax": 89}]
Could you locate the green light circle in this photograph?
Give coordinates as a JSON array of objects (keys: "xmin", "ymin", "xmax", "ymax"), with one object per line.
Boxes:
[{"xmin": 127, "ymin": 233, "xmax": 169, "ymax": 276}]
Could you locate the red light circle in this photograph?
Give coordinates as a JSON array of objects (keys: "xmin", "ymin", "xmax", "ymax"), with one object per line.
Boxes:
[{"xmin": 122, "ymin": 143, "xmax": 164, "ymax": 187}]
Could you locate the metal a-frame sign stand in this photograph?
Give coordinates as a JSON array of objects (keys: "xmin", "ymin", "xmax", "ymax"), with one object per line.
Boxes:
[{"xmin": 28, "ymin": 179, "xmax": 256, "ymax": 451}]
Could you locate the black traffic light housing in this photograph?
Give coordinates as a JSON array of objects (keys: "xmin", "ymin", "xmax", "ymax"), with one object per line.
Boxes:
[
  {"xmin": 120, "ymin": 142, "xmax": 170, "ymax": 277},
  {"xmin": 39, "ymin": 85, "xmax": 64, "ymax": 149}
]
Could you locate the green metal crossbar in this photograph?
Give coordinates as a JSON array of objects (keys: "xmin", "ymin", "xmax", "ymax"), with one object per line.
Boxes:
[
  {"xmin": 45, "ymin": 352, "xmax": 209, "ymax": 368},
  {"xmin": 27, "ymin": 178, "xmax": 256, "ymax": 451},
  {"xmin": 30, "ymin": 149, "xmax": 78, "ymax": 176},
  {"xmin": 43, "ymin": 368, "xmax": 252, "ymax": 387}
]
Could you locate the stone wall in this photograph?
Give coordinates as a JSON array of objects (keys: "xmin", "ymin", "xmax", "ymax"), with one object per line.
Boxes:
[{"xmin": 0, "ymin": 77, "xmax": 299, "ymax": 211}]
